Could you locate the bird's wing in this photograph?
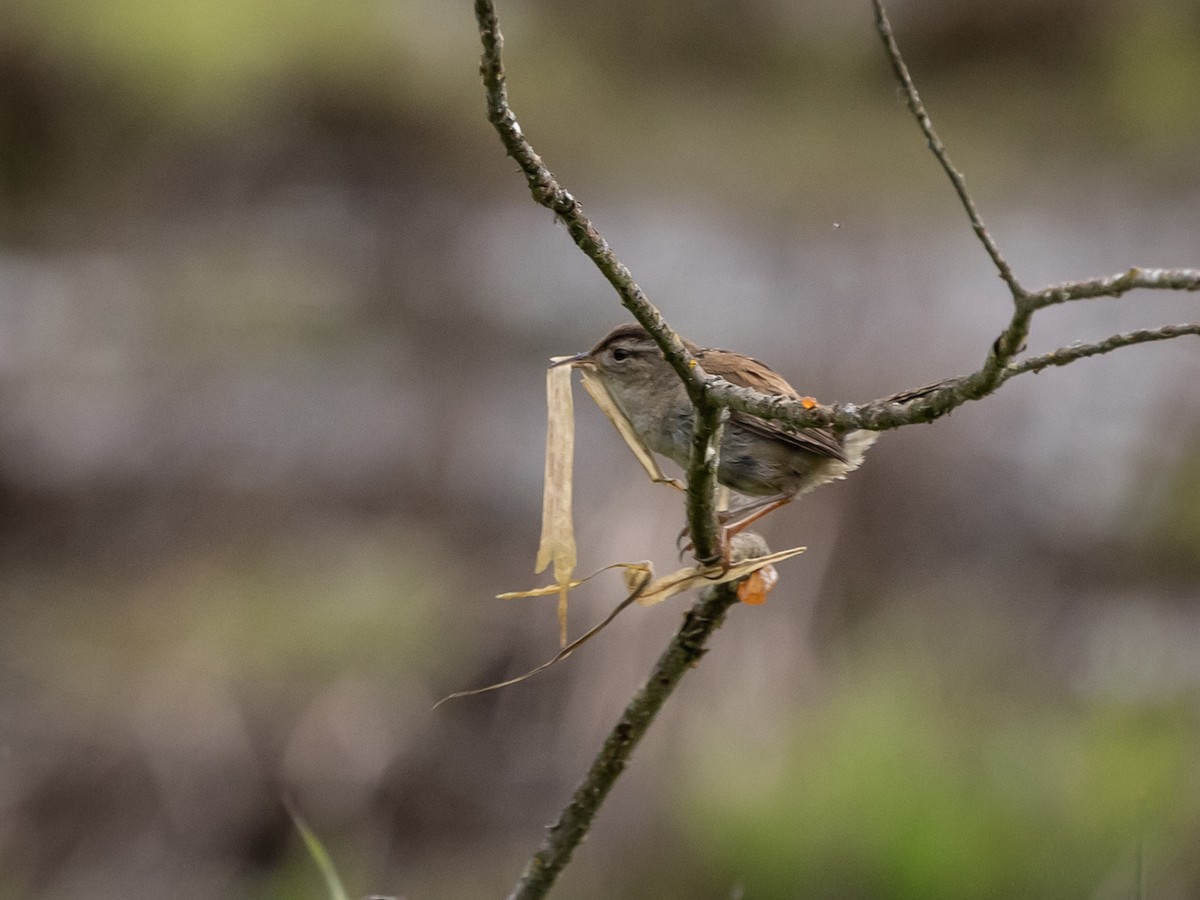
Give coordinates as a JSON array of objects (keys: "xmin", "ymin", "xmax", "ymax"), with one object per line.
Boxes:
[{"xmin": 696, "ymin": 347, "xmax": 847, "ymax": 462}]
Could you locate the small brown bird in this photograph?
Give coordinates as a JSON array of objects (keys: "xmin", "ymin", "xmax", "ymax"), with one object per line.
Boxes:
[{"xmin": 559, "ymin": 323, "xmax": 883, "ymax": 535}]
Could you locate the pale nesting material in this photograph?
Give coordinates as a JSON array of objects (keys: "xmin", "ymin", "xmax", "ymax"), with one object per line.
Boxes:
[
  {"xmin": 500, "ymin": 547, "xmax": 805, "ymax": 608},
  {"xmin": 577, "ymin": 366, "xmax": 685, "ymax": 492},
  {"xmin": 621, "ymin": 547, "xmax": 805, "ymax": 606},
  {"xmin": 457, "ymin": 546, "xmax": 804, "ymax": 705},
  {"xmin": 535, "ymin": 356, "xmax": 682, "ymax": 647},
  {"xmin": 536, "ymin": 361, "xmax": 578, "ymax": 646}
]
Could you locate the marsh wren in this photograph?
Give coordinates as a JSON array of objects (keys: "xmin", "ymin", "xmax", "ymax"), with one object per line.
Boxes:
[{"xmin": 558, "ymin": 323, "xmax": 882, "ymax": 535}]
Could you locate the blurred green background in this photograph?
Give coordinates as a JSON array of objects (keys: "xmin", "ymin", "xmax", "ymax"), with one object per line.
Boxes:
[{"xmin": 1, "ymin": 0, "xmax": 1199, "ymax": 897}]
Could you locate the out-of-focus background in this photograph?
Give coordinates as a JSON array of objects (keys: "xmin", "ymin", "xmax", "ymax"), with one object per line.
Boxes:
[{"xmin": 1, "ymin": 0, "xmax": 1199, "ymax": 897}]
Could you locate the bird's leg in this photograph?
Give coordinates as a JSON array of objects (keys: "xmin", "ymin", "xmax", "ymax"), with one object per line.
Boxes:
[
  {"xmin": 679, "ymin": 493, "xmax": 793, "ymax": 573},
  {"xmin": 720, "ymin": 493, "xmax": 792, "ymax": 537}
]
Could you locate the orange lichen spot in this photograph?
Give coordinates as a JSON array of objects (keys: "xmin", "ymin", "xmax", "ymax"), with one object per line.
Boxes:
[
  {"xmin": 800, "ymin": 396, "xmax": 818, "ymax": 409},
  {"xmin": 737, "ymin": 564, "xmax": 779, "ymax": 605}
]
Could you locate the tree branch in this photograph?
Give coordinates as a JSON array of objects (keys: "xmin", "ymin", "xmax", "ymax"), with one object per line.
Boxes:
[
  {"xmin": 1031, "ymin": 267, "xmax": 1200, "ymax": 308},
  {"xmin": 1001, "ymin": 324, "xmax": 1200, "ymax": 380},
  {"xmin": 505, "ymin": 582, "xmax": 741, "ymax": 900},
  {"xmin": 472, "ymin": 0, "xmax": 706, "ymax": 402},
  {"xmin": 685, "ymin": 403, "xmax": 727, "ymax": 564}
]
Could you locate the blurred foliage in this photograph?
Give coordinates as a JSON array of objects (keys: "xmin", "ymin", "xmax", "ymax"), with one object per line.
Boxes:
[
  {"xmin": 2, "ymin": 0, "xmax": 1199, "ymax": 216},
  {"xmin": 283, "ymin": 801, "xmax": 351, "ymax": 900},
  {"xmin": 11, "ymin": 523, "xmax": 455, "ymax": 695},
  {"xmin": 676, "ymin": 644, "xmax": 1200, "ymax": 899},
  {"xmin": 1101, "ymin": 2, "xmax": 1200, "ymax": 150},
  {"xmin": 1153, "ymin": 441, "xmax": 1200, "ymax": 578},
  {"xmin": 7, "ymin": 0, "xmax": 403, "ymax": 118}
]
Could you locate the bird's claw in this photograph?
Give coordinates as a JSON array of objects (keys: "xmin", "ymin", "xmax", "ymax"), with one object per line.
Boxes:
[{"xmin": 676, "ymin": 525, "xmax": 733, "ymax": 576}]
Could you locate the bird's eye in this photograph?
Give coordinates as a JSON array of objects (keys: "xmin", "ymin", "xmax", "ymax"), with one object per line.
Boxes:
[{"xmin": 610, "ymin": 347, "xmax": 632, "ymax": 362}]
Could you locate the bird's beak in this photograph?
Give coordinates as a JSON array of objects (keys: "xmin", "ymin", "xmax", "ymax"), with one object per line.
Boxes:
[{"xmin": 549, "ymin": 352, "xmax": 591, "ymax": 369}]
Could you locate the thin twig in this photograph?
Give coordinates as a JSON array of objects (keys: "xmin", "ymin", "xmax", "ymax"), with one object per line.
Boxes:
[
  {"xmin": 871, "ymin": 0, "xmax": 1025, "ymax": 301},
  {"xmin": 1031, "ymin": 267, "xmax": 1200, "ymax": 308},
  {"xmin": 473, "ymin": 0, "xmax": 706, "ymax": 401},
  {"xmin": 1001, "ymin": 324, "xmax": 1200, "ymax": 380},
  {"xmin": 506, "ymin": 582, "xmax": 741, "ymax": 900}
]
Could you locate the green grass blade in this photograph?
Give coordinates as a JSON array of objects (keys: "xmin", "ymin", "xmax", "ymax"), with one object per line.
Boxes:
[{"xmin": 284, "ymin": 797, "xmax": 351, "ymax": 900}]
